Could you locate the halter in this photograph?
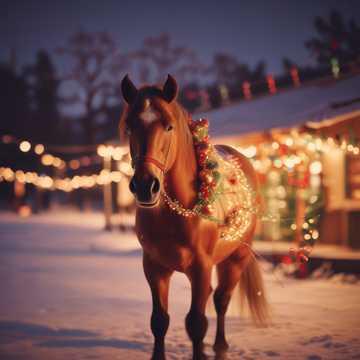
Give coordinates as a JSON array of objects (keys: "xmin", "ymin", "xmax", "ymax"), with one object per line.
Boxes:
[
  {"xmin": 132, "ymin": 155, "xmax": 166, "ymax": 173},
  {"xmin": 131, "ymin": 129, "xmax": 173, "ymax": 174}
]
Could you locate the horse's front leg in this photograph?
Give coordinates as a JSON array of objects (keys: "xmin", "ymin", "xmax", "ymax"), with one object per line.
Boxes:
[
  {"xmin": 186, "ymin": 258, "xmax": 212, "ymax": 360},
  {"xmin": 143, "ymin": 253, "xmax": 173, "ymax": 360}
]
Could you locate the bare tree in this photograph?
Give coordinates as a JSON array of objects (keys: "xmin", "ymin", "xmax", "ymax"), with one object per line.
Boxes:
[
  {"xmin": 57, "ymin": 31, "xmax": 128, "ymax": 144},
  {"xmin": 128, "ymin": 33, "xmax": 206, "ymax": 85},
  {"xmin": 211, "ymin": 52, "xmax": 266, "ymax": 85}
]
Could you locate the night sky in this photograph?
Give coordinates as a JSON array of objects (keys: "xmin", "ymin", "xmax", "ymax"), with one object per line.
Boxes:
[{"xmin": 1, "ymin": 0, "xmax": 360, "ymax": 76}]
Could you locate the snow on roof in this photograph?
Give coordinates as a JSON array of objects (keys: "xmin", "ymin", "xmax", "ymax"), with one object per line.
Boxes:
[{"xmin": 199, "ymin": 75, "xmax": 360, "ymax": 138}]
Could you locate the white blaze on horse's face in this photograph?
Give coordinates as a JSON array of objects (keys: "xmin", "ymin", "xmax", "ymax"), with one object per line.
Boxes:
[{"xmin": 139, "ymin": 100, "xmax": 159, "ymax": 125}]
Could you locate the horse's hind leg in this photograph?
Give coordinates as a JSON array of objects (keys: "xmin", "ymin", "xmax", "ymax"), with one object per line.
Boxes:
[
  {"xmin": 213, "ymin": 248, "xmax": 252, "ymax": 354},
  {"xmin": 143, "ymin": 254, "xmax": 173, "ymax": 360}
]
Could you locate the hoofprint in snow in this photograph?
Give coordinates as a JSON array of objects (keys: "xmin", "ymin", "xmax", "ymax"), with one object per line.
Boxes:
[{"xmin": 0, "ymin": 210, "xmax": 359, "ymax": 360}]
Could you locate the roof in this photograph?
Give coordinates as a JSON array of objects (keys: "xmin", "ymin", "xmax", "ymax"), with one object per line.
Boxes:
[{"xmin": 199, "ymin": 74, "xmax": 360, "ymax": 139}]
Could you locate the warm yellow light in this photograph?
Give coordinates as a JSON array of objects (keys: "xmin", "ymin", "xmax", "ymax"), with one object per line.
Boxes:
[
  {"xmin": 242, "ymin": 146, "xmax": 257, "ymax": 158},
  {"xmin": 327, "ymin": 137, "xmax": 335, "ymax": 146},
  {"xmin": 307, "ymin": 142, "xmax": 316, "ymax": 151},
  {"xmin": 113, "ymin": 147, "xmax": 126, "ymax": 161},
  {"xmin": 311, "ymin": 230, "xmax": 319, "ymax": 240},
  {"xmin": 19, "ymin": 141, "xmax": 31, "ymax": 152},
  {"xmin": 272, "ymin": 142, "xmax": 279, "ymax": 150},
  {"xmin": 53, "ymin": 157, "xmax": 62, "ymax": 168},
  {"xmin": 41, "ymin": 154, "xmax": 54, "ymax": 166},
  {"xmin": 34, "ymin": 144, "xmax": 45, "ymax": 155},
  {"xmin": 38, "ymin": 176, "xmax": 53, "ymax": 189},
  {"xmin": 290, "ymin": 223, "xmax": 297, "ymax": 230},
  {"xmin": 285, "ymin": 138, "xmax": 294, "ymax": 147},
  {"xmin": 97, "ymin": 145, "xmax": 107, "ymax": 157},
  {"xmin": 118, "ymin": 161, "xmax": 133, "ymax": 175},
  {"xmin": 15, "ymin": 170, "xmax": 26, "ymax": 183},
  {"xmin": 110, "ymin": 171, "xmax": 122, "ymax": 183},
  {"xmin": 2, "ymin": 168, "xmax": 14, "ymax": 181},
  {"xmin": 97, "ymin": 169, "xmax": 111, "ymax": 185},
  {"xmin": 309, "ymin": 161, "xmax": 322, "ymax": 175}
]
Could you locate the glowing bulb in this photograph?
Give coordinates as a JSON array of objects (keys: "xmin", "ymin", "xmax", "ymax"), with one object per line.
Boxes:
[
  {"xmin": 285, "ymin": 138, "xmax": 294, "ymax": 146},
  {"xmin": 272, "ymin": 142, "xmax": 279, "ymax": 150},
  {"xmin": 310, "ymin": 161, "xmax": 322, "ymax": 175},
  {"xmin": 242, "ymin": 146, "xmax": 257, "ymax": 158},
  {"xmin": 97, "ymin": 145, "xmax": 107, "ymax": 157},
  {"xmin": 34, "ymin": 144, "xmax": 45, "ymax": 155},
  {"xmin": 311, "ymin": 230, "xmax": 319, "ymax": 240},
  {"xmin": 41, "ymin": 154, "xmax": 54, "ymax": 166},
  {"xmin": 19, "ymin": 141, "xmax": 31, "ymax": 152}
]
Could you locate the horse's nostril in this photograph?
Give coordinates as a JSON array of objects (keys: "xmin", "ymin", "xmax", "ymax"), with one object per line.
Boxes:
[
  {"xmin": 129, "ymin": 178, "xmax": 137, "ymax": 194},
  {"xmin": 151, "ymin": 178, "xmax": 160, "ymax": 194}
]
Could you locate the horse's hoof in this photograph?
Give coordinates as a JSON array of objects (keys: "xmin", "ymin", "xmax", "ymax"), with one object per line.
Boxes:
[
  {"xmin": 151, "ymin": 349, "xmax": 166, "ymax": 360},
  {"xmin": 192, "ymin": 347, "xmax": 208, "ymax": 360},
  {"xmin": 151, "ymin": 354, "xmax": 165, "ymax": 360},
  {"xmin": 192, "ymin": 353, "xmax": 208, "ymax": 360},
  {"xmin": 213, "ymin": 339, "xmax": 229, "ymax": 354}
]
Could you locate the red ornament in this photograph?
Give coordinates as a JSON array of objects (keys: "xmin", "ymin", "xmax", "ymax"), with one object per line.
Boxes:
[
  {"xmin": 279, "ymin": 144, "xmax": 288, "ymax": 156},
  {"xmin": 202, "ymin": 204, "xmax": 213, "ymax": 215},
  {"xmin": 201, "ymin": 188, "xmax": 210, "ymax": 199},
  {"xmin": 199, "ymin": 169, "xmax": 208, "ymax": 180},
  {"xmin": 228, "ymin": 177, "xmax": 237, "ymax": 185},
  {"xmin": 199, "ymin": 118, "xmax": 209, "ymax": 128},
  {"xmin": 196, "ymin": 142, "xmax": 210, "ymax": 156},
  {"xmin": 198, "ymin": 152, "xmax": 207, "ymax": 166}
]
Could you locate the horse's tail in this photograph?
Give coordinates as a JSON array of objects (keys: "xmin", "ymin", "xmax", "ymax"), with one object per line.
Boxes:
[{"xmin": 238, "ymin": 255, "xmax": 270, "ymax": 326}]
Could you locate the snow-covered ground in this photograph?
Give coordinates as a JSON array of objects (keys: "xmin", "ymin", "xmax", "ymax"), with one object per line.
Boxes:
[{"xmin": 0, "ymin": 210, "xmax": 360, "ymax": 360}]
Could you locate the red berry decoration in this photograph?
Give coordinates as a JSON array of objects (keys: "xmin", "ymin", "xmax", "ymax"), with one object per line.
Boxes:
[
  {"xmin": 199, "ymin": 118, "xmax": 209, "ymax": 128},
  {"xmin": 202, "ymin": 204, "xmax": 213, "ymax": 215}
]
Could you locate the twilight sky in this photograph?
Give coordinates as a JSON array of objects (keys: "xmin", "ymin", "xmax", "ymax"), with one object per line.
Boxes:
[{"xmin": 1, "ymin": 0, "xmax": 360, "ymax": 76}]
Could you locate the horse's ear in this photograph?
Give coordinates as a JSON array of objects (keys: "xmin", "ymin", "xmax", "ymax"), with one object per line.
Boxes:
[
  {"xmin": 121, "ymin": 74, "xmax": 138, "ymax": 104},
  {"xmin": 162, "ymin": 74, "xmax": 178, "ymax": 103}
]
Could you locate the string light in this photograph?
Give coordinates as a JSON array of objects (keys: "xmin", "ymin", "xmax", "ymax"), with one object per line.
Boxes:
[
  {"xmin": 19, "ymin": 141, "xmax": 31, "ymax": 152},
  {"xmin": 0, "ymin": 166, "xmax": 126, "ymax": 192},
  {"xmin": 1, "ymin": 134, "xmax": 105, "ymax": 169},
  {"xmin": 34, "ymin": 144, "xmax": 45, "ymax": 155}
]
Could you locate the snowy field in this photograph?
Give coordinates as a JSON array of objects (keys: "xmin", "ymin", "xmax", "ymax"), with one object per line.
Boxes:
[{"xmin": 0, "ymin": 210, "xmax": 360, "ymax": 360}]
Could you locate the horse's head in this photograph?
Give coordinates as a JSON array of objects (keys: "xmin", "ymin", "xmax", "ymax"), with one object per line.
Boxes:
[{"xmin": 120, "ymin": 74, "xmax": 181, "ymax": 208}]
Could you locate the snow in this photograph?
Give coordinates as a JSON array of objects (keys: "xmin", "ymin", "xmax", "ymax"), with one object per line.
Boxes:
[
  {"xmin": 1, "ymin": 210, "xmax": 360, "ymax": 360},
  {"xmin": 198, "ymin": 75, "xmax": 360, "ymax": 138}
]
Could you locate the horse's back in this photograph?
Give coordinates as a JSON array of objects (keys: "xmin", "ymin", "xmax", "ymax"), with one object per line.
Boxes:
[
  {"xmin": 210, "ymin": 144, "xmax": 260, "ymax": 235},
  {"xmin": 214, "ymin": 144, "xmax": 259, "ymax": 191}
]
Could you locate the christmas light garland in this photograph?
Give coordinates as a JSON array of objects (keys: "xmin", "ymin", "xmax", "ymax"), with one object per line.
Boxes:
[{"xmin": 162, "ymin": 118, "xmax": 258, "ymax": 242}]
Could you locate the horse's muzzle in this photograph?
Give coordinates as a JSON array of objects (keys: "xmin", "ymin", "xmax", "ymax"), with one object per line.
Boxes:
[{"xmin": 129, "ymin": 174, "xmax": 161, "ymax": 207}]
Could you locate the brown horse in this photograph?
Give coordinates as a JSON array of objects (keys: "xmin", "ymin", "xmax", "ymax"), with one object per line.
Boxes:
[{"xmin": 120, "ymin": 74, "xmax": 269, "ymax": 360}]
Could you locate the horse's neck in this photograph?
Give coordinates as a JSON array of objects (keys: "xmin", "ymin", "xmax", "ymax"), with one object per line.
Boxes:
[{"xmin": 165, "ymin": 129, "xmax": 198, "ymax": 209}]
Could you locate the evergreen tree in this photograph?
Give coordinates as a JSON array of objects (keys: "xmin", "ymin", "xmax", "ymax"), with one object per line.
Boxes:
[
  {"xmin": 305, "ymin": 10, "xmax": 360, "ymax": 65},
  {"xmin": 24, "ymin": 50, "xmax": 60, "ymax": 144}
]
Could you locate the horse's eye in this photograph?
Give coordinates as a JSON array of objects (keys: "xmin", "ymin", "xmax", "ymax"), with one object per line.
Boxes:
[{"xmin": 166, "ymin": 125, "xmax": 173, "ymax": 132}]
